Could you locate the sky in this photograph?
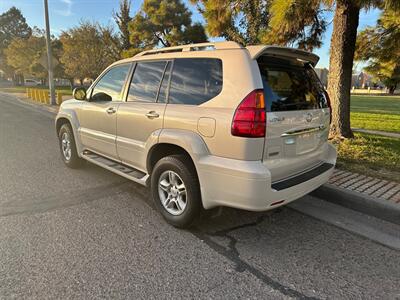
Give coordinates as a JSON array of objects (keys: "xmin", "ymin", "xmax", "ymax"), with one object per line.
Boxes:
[{"xmin": 0, "ymin": 0, "xmax": 382, "ymax": 69}]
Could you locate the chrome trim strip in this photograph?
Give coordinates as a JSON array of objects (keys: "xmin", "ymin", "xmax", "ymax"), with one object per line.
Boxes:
[{"xmin": 281, "ymin": 125, "xmax": 325, "ymax": 137}]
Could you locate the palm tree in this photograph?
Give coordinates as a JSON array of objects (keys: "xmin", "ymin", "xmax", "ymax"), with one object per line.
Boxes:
[
  {"xmin": 270, "ymin": 0, "xmax": 400, "ymax": 139},
  {"xmin": 356, "ymin": 8, "xmax": 400, "ymax": 94}
]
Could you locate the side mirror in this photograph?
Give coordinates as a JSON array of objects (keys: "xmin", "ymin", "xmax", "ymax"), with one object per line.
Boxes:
[{"xmin": 73, "ymin": 87, "xmax": 87, "ymax": 101}]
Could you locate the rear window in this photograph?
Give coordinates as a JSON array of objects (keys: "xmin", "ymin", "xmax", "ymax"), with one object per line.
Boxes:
[
  {"xmin": 168, "ymin": 58, "xmax": 223, "ymax": 105},
  {"xmin": 257, "ymin": 56, "xmax": 328, "ymax": 112}
]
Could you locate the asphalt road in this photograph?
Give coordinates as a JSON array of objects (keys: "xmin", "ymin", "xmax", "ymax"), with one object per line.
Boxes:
[{"xmin": 0, "ymin": 94, "xmax": 399, "ymax": 299}]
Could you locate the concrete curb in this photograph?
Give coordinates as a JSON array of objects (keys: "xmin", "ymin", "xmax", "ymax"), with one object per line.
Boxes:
[
  {"xmin": 311, "ymin": 183, "xmax": 400, "ymax": 226},
  {"xmin": 0, "ymin": 91, "xmax": 58, "ymax": 115}
]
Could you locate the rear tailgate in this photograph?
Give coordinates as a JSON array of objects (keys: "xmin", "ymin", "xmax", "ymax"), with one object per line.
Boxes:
[{"xmin": 255, "ymin": 54, "xmax": 330, "ymax": 182}]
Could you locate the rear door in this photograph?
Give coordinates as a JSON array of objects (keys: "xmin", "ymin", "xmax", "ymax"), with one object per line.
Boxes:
[
  {"xmin": 257, "ymin": 56, "xmax": 331, "ymax": 182},
  {"xmin": 116, "ymin": 60, "xmax": 171, "ymax": 171}
]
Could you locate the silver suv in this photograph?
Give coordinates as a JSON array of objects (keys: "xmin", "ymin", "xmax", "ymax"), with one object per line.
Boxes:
[{"xmin": 56, "ymin": 42, "xmax": 337, "ymax": 228}]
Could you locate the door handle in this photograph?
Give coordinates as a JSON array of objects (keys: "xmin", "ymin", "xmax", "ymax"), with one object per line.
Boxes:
[
  {"xmin": 145, "ymin": 111, "xmax": 159, "ymax": 119},
  {"xmin": 106, "ymin": 107, "xmax": 116, "ymax": 114}
]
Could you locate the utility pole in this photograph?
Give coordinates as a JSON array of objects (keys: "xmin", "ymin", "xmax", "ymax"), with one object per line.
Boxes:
[{"xmin": 43, "ymin": 0, "xmax": 56, "ymax": 105}]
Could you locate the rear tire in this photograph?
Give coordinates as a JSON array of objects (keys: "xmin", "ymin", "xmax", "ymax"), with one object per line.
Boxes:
[
  {"xmin": 151, "ymin": 155, "xmax": 201, "ymax": 228},
  {"xmin": 58, "ymin": 123, "xmax": 85, "ymax": 169}
]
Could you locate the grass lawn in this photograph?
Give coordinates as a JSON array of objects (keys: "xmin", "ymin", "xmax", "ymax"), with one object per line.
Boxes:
[
  {"xmin": 351, "ymin": 95, "xmax": 400, "ymax": 133},
  {"xmin": 0, "ymin": 86, "xmax": 72, "ymax": 96},
  {"xmin": 336, "ymin": 132, "xmax": 400, "ymax": 182}
]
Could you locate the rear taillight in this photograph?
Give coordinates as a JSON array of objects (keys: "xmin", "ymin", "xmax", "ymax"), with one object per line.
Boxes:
[
  {"xmin": 231, "ymin": 89, "xmax": 266, "ymax": 138},
  {"xmin": 324, "ymin": 90, "xmax": 332, "ymax": 124}
]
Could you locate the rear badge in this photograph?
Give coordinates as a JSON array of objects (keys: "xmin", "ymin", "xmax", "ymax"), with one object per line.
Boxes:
[
  {"xmin": 305, "ymin": 113, "xmax": 313, "ymax": 123},
  {"xmin": 269, "ymin": 116, "xmax": 285, "ymax": 123}
]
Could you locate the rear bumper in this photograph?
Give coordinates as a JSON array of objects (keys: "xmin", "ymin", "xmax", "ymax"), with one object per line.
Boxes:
[{"xmin": 197, "ymin": 144, "xmax": 337, "ymax": 211}]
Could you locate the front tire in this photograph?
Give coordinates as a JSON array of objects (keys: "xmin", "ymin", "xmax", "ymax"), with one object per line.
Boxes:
[
  {"xmin": 151, "ymin": 155, "xmax": 201, "ymax": 228},
  {"xmin": 58, "ymin": 123, "xmax": 84, "ymax": 169}
]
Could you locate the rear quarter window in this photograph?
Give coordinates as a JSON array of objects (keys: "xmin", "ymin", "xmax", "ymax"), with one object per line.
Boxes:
[
  {"xmin": 258, "ymin": 56, "xmax": 328, "ymax": 112},
  {"xmin": 127, "ymin": 61, "xmax": 167, "ymax": 103},
  {"xmin": 168, "ymin": 58, "xmax": 223, "ymax": 105}
]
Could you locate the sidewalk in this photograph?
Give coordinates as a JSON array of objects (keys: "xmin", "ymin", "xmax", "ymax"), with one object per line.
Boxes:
[
  {"xmin": 329, "ymin": 169, "xmax": 400, "ymax": 203},
  {"xmin": 352, "ymin": 128, "xmax": 400, "ymax": 139}
]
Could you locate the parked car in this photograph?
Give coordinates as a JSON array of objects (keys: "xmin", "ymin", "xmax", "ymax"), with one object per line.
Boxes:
[
  {"xmin": 24, "ymin": 79, "xmax": 41, "ymax": 86},
  {"xmin": 55, "ymin": 42, "xmax": 337, "ymax": 228}
]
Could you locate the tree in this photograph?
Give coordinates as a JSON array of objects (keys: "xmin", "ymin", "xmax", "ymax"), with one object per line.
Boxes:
[
  {"xmin": 266, "ymin": 0, "xmax": 328, "ymax": 50},
  {"xmin": 269, "ymin": 0, "xmax": 400, "ymax": 139},
  {"xmin": 326, "ymin": 0, "xmax": 360, "ymax": 138},
  {"xmin": 356, "ymin": 8, "xmax": 400, "ymax": 94},
  {"xmin": 0, "ymin": 7, "xmax": 32, "ymax": 82},
  {"xmin": 4, "ymin": 28, "xmax": 66, "ymax": 83},
  {"xmin": 113, "ymin": 0, "xmax": 132, "ymax": 51},
  {"xmin": 190, "ymin": 0, "xmax": 325, "ymax": 49},
  {"xmin": 4, "ymin": 33, "xmax": 46, "ymax": 79},
  {"xmin": 127, "ymin": 0, "xmax": 208, "ymax": 55},
  {"xmin": 60, "ymin": 22, "xmax": 121, "ymax": 83},
  {"xmin": 0, "ymin": 7, "xmax": 31, "ymax": 52},
  {"xmin": 190, "ymin": 0, "xmax": 269, "ymax": 45}
]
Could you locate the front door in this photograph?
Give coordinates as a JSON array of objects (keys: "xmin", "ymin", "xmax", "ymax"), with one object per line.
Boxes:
[
  {"xmin": 117, "ymin": 60, "xmax": 171, "ymax": 171},
  {"xmin": 78, "ymin": 63, "xmax": 131, "ymax": 160}
]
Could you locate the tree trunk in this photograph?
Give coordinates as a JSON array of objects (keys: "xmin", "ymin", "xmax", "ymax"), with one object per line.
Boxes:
[{"xmin": 327, "ymin": 0, "xmax": 360, "ymax": 139}]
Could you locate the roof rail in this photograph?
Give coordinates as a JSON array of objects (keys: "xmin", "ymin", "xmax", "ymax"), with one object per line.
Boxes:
[{"xmin": 134, "ymin": 41, "xmax": 243, "ymax": 57}]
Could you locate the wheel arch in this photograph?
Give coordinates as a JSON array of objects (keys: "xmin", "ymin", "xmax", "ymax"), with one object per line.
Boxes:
[
  {"xmin": 55, "ymin": 111, "xmax": 83, "ymax": 155},
  {"xmin": 56, "ymin": 117, "xmax": 71, "ymax": 135},
  {"xmin": 147, "ymin": 143, "xmax": 195, "ymax": 175},
  {"xmin": 147, "ymin": 129, "xmax": 209, "ymax": 172}
]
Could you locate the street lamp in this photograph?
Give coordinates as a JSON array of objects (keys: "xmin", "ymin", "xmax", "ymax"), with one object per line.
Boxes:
[{"xmin": 43, "ymin": 0, "xmax": 56, "ymax": 105}]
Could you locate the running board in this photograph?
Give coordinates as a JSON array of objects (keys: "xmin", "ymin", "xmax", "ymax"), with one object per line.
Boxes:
[{"xmin": 81, "ymin": 150, "xmax": 148, "ymax": 186}]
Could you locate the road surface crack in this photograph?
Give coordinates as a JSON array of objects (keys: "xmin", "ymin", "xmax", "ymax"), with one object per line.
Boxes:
[{"xmin": 191, "ymin": 215, "xmax": 319, "ymax": 300}]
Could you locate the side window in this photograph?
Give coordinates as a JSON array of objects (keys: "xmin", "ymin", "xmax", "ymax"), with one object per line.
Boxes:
[
  {"xmin": 169, "ymin": 58, "xmax": 223, "ymax": 105},
  {"xmin": 91, "ymin": 64, "xmax": 131, "ymax": 102},
  {"xmin": 157, "ymin": 61, "xmax": 171, "ymax": 103},
  {"xmin": 128, "ymin": 61, "xmax": 167, "ymax": 102}
]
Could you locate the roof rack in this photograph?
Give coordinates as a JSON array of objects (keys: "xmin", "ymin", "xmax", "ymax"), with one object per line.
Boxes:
[{"xmin": 135, "ymin": 41, "xmax": 243, "ymax": 57}]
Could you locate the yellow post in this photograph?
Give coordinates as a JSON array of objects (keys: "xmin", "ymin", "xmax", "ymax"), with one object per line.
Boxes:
[
  {"xmin": 41, "ymin": 90, "xmax": 48, "ymax": 103},
  {"xmin": 46, "ymin": 90, "xmax": 50, "ymax": 104},
  {"xmin": 38, "ymin": 89, "xmax": 43, "ymax": 103},
  {"xmin": 56, "ymin": 92, "xmax": 63, "ymax": 105},
  {"xmin": 38, "ymin": 90, "xmax": 42, "ymax": 102},
  {"xmin": 33, "ymin": 89, "xmax": 37, "ymax": 101}
]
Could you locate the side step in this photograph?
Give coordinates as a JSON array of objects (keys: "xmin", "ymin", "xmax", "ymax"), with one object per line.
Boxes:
[{"xmin": 81, "ymin": 150, "xmax": 148, "ymax": 186}]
